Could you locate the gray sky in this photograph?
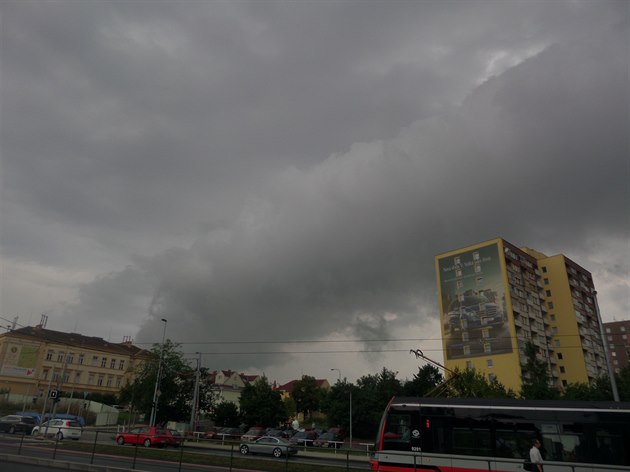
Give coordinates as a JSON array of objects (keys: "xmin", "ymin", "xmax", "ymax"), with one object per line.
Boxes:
[{"xmin": 1, "ymin": 0, "xmax": 628, "ymax": 384}]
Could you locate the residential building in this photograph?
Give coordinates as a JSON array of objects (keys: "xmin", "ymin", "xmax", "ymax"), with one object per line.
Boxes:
[
  {"xmin": 208, "ymin": 370, "xmax": 261, "ymax": 407},
  {"xmin": 603, "ymin": 320, "xmax": 630, "ymax": 373},
  {"xmin": 435, "ymin": 237, "xmax": 607, "ymax": 392},
  {"xmin": 0, "ymin": 325, "xmax": 148, "ymax": 402},
  {"xmin": 275, "ymin": 378, "xmax": 331, "ymax": 399}
]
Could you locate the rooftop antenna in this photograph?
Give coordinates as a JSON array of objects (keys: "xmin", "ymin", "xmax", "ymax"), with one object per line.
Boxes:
[{"xmin": 39, "ymin": 314, "xmax": 48, "ymax": 328}]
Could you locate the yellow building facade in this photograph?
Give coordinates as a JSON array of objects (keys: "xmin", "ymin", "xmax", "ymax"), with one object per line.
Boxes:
[
  {"xmin": 0, "ymin": 325, "xmax": 148, "ymax": 402},
  {"xmin": 436, "ymin": 238, "xmax": 606, "ymax": 392}
]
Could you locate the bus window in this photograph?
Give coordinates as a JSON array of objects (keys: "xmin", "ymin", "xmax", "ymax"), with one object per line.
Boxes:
[{"xmin": 594, "ymin": 425, "xmax": 626, "ymax": 465}]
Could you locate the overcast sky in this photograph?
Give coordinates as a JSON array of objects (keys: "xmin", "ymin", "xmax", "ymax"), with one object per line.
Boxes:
[{"xmin": 1, "ymin": 0, "xmax": 628, "ymax": 384}]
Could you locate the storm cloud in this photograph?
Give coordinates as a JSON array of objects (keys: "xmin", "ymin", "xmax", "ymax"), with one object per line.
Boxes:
[{"xmin": 1, "ymin": 1, "xmax": 628, "ymax": 382}]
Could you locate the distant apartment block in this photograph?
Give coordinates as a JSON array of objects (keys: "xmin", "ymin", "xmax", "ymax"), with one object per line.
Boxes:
[
  {"xmin": 0, "ymin": 325, "xmax": 148, "ymax": 402},
  {"xmin": 435, "ymin": 238, "xmax": 608, "ymax": 392},
  {"xmin": 603, "ymin": 320, "xmax": 630, "ymax": 373}
]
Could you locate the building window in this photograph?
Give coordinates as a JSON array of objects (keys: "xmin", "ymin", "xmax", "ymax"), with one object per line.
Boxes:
[
  {"xmin": 560, "ymin": 366, "xmax": 565, "ymax": 373},
  {"xmin": 52, "ymin": 371, "xmax": 59, "ymax": 382},
  {"xmin": 57, "ymin": 352, "xmax": 65, "ymax": 363},
  {"xmin": 606, "ymin": 328, "xmax": 611, "ymax": 333},
  {"xmin": 473, "ymin": 252, "xmax": 480, "ymax": 261},
  {"xmin": 557, "ymin": 353, "xmax": 563, "ymax": 360},
  {"xmin": 548, "ymin": 302, "xmax": 554, "ymax": 309},
  {"xmin": 456, "ymin": 269, "xmax": 462, "ymax": 278},
  {"xmin": 621, "ymin": 327, "xmax": 626, "ymax": 332},
  {"xmin": 462, "ymin": 332, "xmax": 469, "ymax": 342},
  {"xmin": 610, "ymin": 344, "xmax": 615, "ymax": 350},
  {"xmin": 550, "ymin": 314, "xmax": 556, "ymax": 321},
  {"xmin": 562, "ymin": 380, "xmax": 567, "ymax": 387},
  {"xmin": 74, "ymin": 372, "xmax": 81, "ymax": 383},
  {"xmin": 454, "ymin": 256, "xmax": 461, "ymax": 266},
  {"xmin": 88, "ymin": 374, "xmax": 95, "ymax": 385},
  {"xmin": 475, "ymin": 263, "xmax": 482, "ymax": 273},
  {"xmin": 110, "ymin": 359, "xmax": 116, "ymax": 369},
  {"xmin": 116, "ymin": 377, "xmax": 122, "ymax": 388},
  {"xmin": 46, "ymin": 350, "xmax": 54, "ymax": 361},
  {"xmin": 555, "ymin": 339, "xmax": 561, "ymax": 347},
  {"xmin": 119, "ymin": 360, "xmax": 125, "ymax": 370},
  {"xmin": 486, "ymin": 359, "xmax": 493, "ymax": 368},
  {"xmin": 66, "ymin": 353, "xmax": 74, "ymax": 364},
  {"xmin": 463, "ymin": 345, "xmax": 471, "ymax": 356},
  {"xmin": 546, "ymin": 290, "xmax": 552, "ymax": 297},
  {"xmin": 542, "ymin": 266, "xmax": 547, "ymax": 273},
  {"xmin": 466, "ymin": 361, "xmax": 473, "ymax": 369},
  {"xmin": 488, "ymin": 373, "xmax": 497, "ymax": 382},
  {"xmin": 543, "ymin": 278, "xmax": 549, "ymax": 285},
  {"xmin": 612, "ymin": 352, "xmax": 617, "ymax": 357},
  {"xmin": 97, "ymin": 376, "xmax": 104, "ymax": 386},
  {"xmin": 608, "ymin": 336, "xmax": 613, "ymax": 341},
  {"xmin": 482, "ymin": 328, "xmax": 491, "ymax": 339},
  {"xmin": 107, "ymin": 376, "xmax": 113, "ymax": 387},
  {"xmin": 78, "ymin": 354, "xmax": 84, "ymax": 365},
  {"xmin": 43, "ymin": 369, "xmax": 49, "ymax": 380},
  {"xmin": 91, "ymin": 356, "xmax": 98, "ymax": 366},
  {"xmin": 101, "ymin": 357, "xmax": 107, "ymax": 368},
  {"xmin": 483, "ymin": 342, "xmax": 492, "ymax": 353}
]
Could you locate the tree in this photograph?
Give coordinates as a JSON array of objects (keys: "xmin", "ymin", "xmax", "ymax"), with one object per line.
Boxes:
[
  {"xmin": 441, "ymin": 368, "xmax": 515, "ymax": 398},
  {"xmin": 320, "ymin": 379, "xmax": 355, "ymax": 431},
  {"xmin": 353, "ymin": 368, "xmax": 403, "ymax": 439},
  {"xmin": 290, "ymin": 375, "xmax": 322, "ymax": 420},
  {"xmin": 403, "ymin": 364, "xmax": 443, "ymax": 396},
  {"xmin": 212, "ymin": 401, "xmax": 240, "ymax": 427},
  {"xmin": 616, "ymin": 365, "xmax": 630, "ymax": 401},
  {"xmin": 239, "ymin": 377, "xmax": 287, "ymax": 427},
  {"xmin": 118, "ymin": 340, "xmax": 205, "ymax": 424},
  {"xmin": 520, "ymin": 342, "xmax": 558, "ymax": 399}
]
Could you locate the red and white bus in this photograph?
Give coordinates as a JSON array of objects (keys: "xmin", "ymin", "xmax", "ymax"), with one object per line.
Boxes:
[{"xmin": 371, "ymin": 397, "xmax": 630, "ymax": 472}]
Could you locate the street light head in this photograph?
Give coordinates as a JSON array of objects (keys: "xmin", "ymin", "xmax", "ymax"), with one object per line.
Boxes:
[{"xmin": 161, "ymin": 318, "xmax": 167, "ymax": 323}]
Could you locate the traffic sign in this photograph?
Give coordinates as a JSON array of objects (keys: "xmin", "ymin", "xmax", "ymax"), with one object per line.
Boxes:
[{"xmin": 49, "ymin": 389, "xmax": 58, "ymax": 399}]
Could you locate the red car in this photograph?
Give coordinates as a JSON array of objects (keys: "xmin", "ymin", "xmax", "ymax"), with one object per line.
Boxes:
[{"xmin": 115, "ymin": 426, "xmax": 175, "ymax": 448}]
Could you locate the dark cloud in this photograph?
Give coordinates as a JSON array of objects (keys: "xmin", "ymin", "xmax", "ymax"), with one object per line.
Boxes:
[{"xmin": 1, "ymin": 1, "xmax": 628, "ymax": 381}]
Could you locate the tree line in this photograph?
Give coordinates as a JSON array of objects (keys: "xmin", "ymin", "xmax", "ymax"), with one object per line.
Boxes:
[{"xmin": 117, "ymin": 340, "xmax": 630, "ymax": 439}]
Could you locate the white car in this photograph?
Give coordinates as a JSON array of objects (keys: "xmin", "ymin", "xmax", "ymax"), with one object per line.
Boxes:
[{"xmin": 32, "ymin": 419, "xmax": 83, "ymax": 440}]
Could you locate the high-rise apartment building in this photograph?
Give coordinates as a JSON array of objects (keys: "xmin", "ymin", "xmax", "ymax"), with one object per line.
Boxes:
[
  {"xmin": 435, "ymin": 238, "xmax": 608, "ymax": 392},
  {"xmin": 603, "ymin": 320, "xmax": 630, "ymax": 373}
]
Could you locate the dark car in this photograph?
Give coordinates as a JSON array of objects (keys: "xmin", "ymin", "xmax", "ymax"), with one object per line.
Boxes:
[
  {"xmin": 168, "ymin": 429, "xmax": 184, "ymax": 447},
  {"xmin": 266, "ymin": 428, "xmax": 293, "ymax": 439},
  {"xmin": 289, "ymin": 430, "xmax": 318, "ymax": 446},
  {"xmin": 217, "ymin": 427, "xmax": 242, "ymax": 440},
  {"xmin": 239, "ymin": 436, "xmax": 298, "ymax": 458},
  {"xmin": 0, "ymin": 415, "xmax": 37, "ymax": 434},
  {"xmin": 313, "ymin": 430, "xmax": 343, "ymax": 448}
]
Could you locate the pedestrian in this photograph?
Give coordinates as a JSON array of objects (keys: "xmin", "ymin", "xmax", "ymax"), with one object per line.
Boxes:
[{"xmin": 529, "ymin": 438, "xmax": 544, "ymax": 472}]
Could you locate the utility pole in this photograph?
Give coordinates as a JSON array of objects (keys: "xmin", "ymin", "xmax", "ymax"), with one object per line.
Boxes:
[{"xmin": 189, "ymin": 352, "xmax": 201, "ymax": 432}]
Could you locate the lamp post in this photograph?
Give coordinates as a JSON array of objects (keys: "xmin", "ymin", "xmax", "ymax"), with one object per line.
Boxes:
[
  {"xmin": 149, "ymin": 318, "xmax": 167, "ymax": 426},
  {"xmin": 330, "ymin": 368, "xmax": 352, "ymax": 449}
]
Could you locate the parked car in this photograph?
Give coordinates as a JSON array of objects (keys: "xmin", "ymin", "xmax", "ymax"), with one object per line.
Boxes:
[
  {"xmin": 32, "ymin": 419, "xmax": 82, "ymax": 440},
  {"xmin": 266, "ymin": 428, "xmax": 293, "ymax": 439},
  {"xmin": 203, "ymin": 426, "xmax": 221, "ymax": 439},
  {"xmin": 168, "ymin": 429, "xmax": 184, "ymax": 447},
  {"xmin": 241, "ymin": 426, "xmax": 266, "ymax": 442},
  {"xmin": 289, "ymin": 430, "xmax": 318, "ymax": 446},
  {"xmin": 239, "ymin": 436, "xmax": 298, "ymax": 458},
  {"xmin": 115, "ymin": 426, "xmax": 173, "ymax": 448},
  {"xmin": 313, "ymin": 430, "xmax": 343, "ymax": 448},
  {"xmin": 217, "ymin": 427, "xmax": 242, "ymax": 440},
  {"xmin": 0, "ymin": 415, "xmax": 37, "ymax": 435}
]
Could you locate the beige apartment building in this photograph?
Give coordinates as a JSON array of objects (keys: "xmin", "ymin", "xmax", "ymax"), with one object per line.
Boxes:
[
  {"xmin": 0, "ymin": 325, "xmax": 148, "ymax": 402},
  {"xmin": 435, "ymin": 238, "xmax": 608, "ymax": 392}
]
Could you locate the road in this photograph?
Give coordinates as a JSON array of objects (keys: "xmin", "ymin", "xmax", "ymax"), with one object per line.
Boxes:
[{"xmin": 0, "ymin": 432, "xmax": 370, "ymax": 472}]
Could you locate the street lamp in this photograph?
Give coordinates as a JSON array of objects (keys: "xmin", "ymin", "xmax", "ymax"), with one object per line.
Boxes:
[
  {"xmin": 330, "ymin": 368, "xmax": 352, "ymax": 449},
  {"xmin": 149, "ymin": 318, "xmax": 168, "ymax": 426}
]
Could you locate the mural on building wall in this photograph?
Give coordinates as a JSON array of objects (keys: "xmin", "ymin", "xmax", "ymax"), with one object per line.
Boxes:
[
  {"xmin": 0, "ymin": 343, "xmax": 38, "ymax": 377},
  {"xmin": 438, "ymin": 242, "xmax": 513, "ymax": 360}
]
